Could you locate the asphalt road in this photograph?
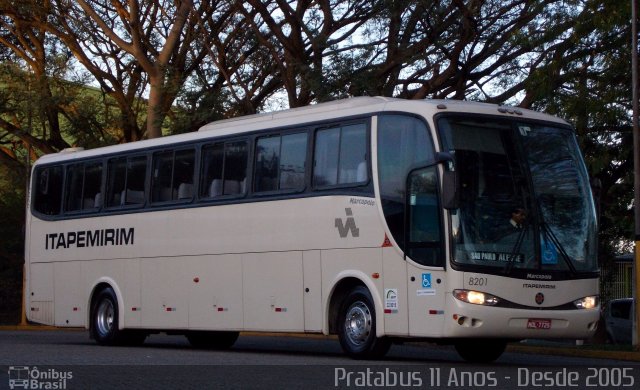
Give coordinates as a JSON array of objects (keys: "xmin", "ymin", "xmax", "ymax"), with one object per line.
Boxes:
[{"xmin": 1, "ymin": 330, "xmax": 639, "ymax": 389}]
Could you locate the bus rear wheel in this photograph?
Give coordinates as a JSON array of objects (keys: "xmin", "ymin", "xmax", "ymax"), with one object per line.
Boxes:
[
  {"xmin": 454, "ymin": 339, "xmax": 507, "ymax": 363},
  {"xmin": 338, "ymin": 286, "xmax": 391, "ymax": 359},
  {"xmin": 186, "ymin": 331, "xmax": 239, "ymax": 349}
]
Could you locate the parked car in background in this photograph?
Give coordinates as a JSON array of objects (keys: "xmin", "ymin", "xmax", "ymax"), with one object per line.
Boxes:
[{"xmin": 603, "ymin": 298, "xmax": 633, "ymax": 344}]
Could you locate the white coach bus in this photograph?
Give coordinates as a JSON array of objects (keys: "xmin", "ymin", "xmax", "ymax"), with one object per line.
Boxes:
[{"xmin": 25, "ymin": 97, "xmax": 599, "ymax": 362}]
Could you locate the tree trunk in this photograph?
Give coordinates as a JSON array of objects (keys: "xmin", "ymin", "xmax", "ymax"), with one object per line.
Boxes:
[{"xmin": 146, "ymin": 76, "xmax": 164, "ymax": 139}]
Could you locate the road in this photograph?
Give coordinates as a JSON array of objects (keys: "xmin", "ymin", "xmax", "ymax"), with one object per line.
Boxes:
[{"xmin": 1, "ymin": 330, "xmax": 639, "ymax": 389}]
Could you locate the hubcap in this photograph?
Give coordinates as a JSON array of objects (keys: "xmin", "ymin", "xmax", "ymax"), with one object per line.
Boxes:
[
  {"xmin": 344, "ymin": 300, "xmax": 372, "ymax": 346},
  {"xmin": 96, "ymin": 299, "xmax": 114, "ymax": 336}
]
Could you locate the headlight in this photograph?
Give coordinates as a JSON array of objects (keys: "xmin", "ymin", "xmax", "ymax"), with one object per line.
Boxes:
[
  {"xmin": 573, "ymin": 296, "xmax": 598, "ymax": 310},
  {"xmin": 453, "ymin": 289, "xmax": 500, "ymax": 306}
]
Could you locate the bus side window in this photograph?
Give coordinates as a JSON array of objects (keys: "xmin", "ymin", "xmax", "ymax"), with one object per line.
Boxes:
[
  {"xmin": 313, "ymin": 123, "xmax": 367, "ymax": 188},
  {"xmin": 124, "ymin": 156, "xmax": 147, "ymax": 205},
  {"xmin": 151, "ymin": 149, "xmax": 195, "ymax": 202},
  {"xmin": 34, "ymin": 166, "xmax": 63, "ymax": 216},
  {"xmin": 201, "ymin": 141, "xmax": 248, "ymax": 198},
  {"xmin": 254, "ymin": 133, "xmax": 307, "ymax": 193},
  {"xmin": 152, "ymin": 151, "xmax": 174, "ymax": 202},
  {"xmin": 106, "ymin": 158, "xmax": 126, "ymax": 207},
  {"xmin": 106, "ymin": 156, "xmax": 147, "ymax": 207},
  {"xmin": 65, "ymin": 162, "xmax": 103, "ymax": 212}
]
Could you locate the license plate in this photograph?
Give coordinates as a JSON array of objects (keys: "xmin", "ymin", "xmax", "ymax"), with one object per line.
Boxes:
[{"xmin": 527, "ymin": 319, "xmax": 552, "ymax": 329}]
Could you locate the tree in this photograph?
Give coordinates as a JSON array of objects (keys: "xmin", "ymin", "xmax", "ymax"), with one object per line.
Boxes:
[
  {"xmin": 0, "ymin": 0, "xmax": 69, "ymax": 159},
  {"xmin": 237, "ymin": 0, "xmax": 382, "ymax": 107},
  {"xmin": 47, "ymin": 0, "xmax": 225, "ymax": 139},
  {"xmin": 518, "ymin": 0, "xmax": 636, "ymax": 257}
]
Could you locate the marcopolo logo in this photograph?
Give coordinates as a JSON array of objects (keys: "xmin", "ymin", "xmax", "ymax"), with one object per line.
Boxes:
[
  {"xmin": 8, "ymin": 366, "xmax": 72, "ymax": 389},
  {"xmin": 335, "ymin": 208, "xmax": 360, "ymax": 238}
]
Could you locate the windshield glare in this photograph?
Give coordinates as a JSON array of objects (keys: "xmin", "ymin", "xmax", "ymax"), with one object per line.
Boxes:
[{"xmin": 438, "ymin": 117, "xmax": 597, "ymax": 274}]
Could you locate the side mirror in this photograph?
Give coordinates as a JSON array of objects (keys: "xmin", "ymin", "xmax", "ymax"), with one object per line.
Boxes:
[
  {"xmin": 434, "ymin": 152, "xmax": 459, "ymax": 210},
  {"xmin": 442, "ymin": 170, "xmax": 459, "ymax": 210}
]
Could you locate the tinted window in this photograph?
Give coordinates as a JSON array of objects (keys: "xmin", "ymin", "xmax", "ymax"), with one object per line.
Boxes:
[
  {"xmin": 313, "ymin": 128, "xmax": 339, "ymax": 186},
  {"xmin": 255, "ymin": 136, "xmax": 280, "ymax": 192},
  {"xmin": 33, "ymin": 166, "xmax": 63, "ymax": 215},
  {"xmin": 201, "ymin": 140, "xmax": 248, "ymax": 198},
  {"xmin": 280, "ymin": 133, "xmax": 307, "ymax": 189},
  {"xmin": 407, "ymin": 166, "xmax": 442, "ymax": 266},
  {"xmin": 339, "ymin": 125, "xmax": 368, "ymax": 184},
  {"xmin": 65, "ymin": 162, "xmax": 103, "ymax": 211},
  {"xmin": 151, "ymin": 149, "xmax": 195, "ymax": 202},
  {"xmin": 313, "ymin": 123, "xmax": 368, "ymax": 187},
  {"xmin": 378, "ymin": 115, "xmax": 434, "ymax": 256},
  {"xmin": 254, "ymin": 133, "xmax": 308, "ymax": 192},
  {"xmin": 611, "ymin": 301, "xmax": 632, "ymax": 320},
  {"xmin": 106, "ymin": 156, "xmax": 147, "ymax": 207}
]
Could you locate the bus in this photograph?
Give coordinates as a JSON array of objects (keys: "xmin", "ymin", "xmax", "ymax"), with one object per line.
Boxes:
[{"xmin": 24, "ymin": 97, "xmax": 599, "ymax": 362}]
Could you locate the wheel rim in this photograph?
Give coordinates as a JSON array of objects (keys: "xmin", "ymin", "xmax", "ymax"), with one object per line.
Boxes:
[
  {"xmin": 96, "ymin": 299, "xmax": 114, "ymax": 336},
  {"xmin": 344, "ymin": 300, "xmax": 372, "ymax": 346}
]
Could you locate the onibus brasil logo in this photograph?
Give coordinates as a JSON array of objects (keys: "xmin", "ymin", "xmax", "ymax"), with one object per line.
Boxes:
[{"xmin": 8, "ymin": 366, "xmax": 72, "ymax": 389}]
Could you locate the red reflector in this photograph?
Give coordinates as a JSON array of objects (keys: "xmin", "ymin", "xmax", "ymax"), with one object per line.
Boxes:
[
  {"xmin": 382, "ymin": 234, "xmax": 393, "ymax": 247},
  {"xmin": 166, "ymin": 308, "xmax": 175, "ymax": 312},
  {"xmin": 132, "ymin": 307, "xmax": 138, "ymax": 311},
  {"xmin": 372, "ymin": 273, "xmax": 380, "ymax": 279},
  {"xmin": 73, "ymin": 307, "xmax": 78, "ymax": 312},
  {"xmin": 217, "ymin": 307, "xmax": 224, "ymax": 312},
  {"xmin": 275, "ymin": 308, "xmax": 282, "ymax": 312},
  {"xmin": 429, "ymin": 310, "xmax": 438, "ymax": 315},
  {"xmin": 384, "ymin": 309, "xmax": 392, "ymax": 314}
]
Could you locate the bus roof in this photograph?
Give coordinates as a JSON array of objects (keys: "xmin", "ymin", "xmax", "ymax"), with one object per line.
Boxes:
[{"xmin": 33, "ymin": 97, "xmax": 568, "ymax": 165}]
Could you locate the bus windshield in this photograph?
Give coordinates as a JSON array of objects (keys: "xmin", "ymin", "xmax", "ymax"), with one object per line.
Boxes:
[{"xmin": 438, "ymin": 116, "xmax": 598, "ymax": 275}]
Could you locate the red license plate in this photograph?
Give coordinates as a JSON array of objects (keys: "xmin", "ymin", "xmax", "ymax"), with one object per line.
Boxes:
[{"xmin": 527, "ymin": 319, "xmax": 552, "ymax": 329}]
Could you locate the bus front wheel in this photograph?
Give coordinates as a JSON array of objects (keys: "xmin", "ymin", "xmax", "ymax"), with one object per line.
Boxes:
[
  {"xmin": 454, "ymin": 339, "xmax": 507, "ymax": 363},
  {"xmin": 338, "ymin": 286, "xmax": 391, "ymax": 359}
]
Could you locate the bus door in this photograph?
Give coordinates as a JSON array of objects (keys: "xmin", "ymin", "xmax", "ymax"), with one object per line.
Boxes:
[{"xmin": 405, "ymin": 166, "xmax": 446, "ymax": 337}]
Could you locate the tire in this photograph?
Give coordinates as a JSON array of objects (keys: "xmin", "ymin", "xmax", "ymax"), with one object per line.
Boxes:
[
  {"xmin": 338, "ymin": 286, "xmax": 391, "ymax": 359},
  {"xmin": 454, "ymin": 339, "xmax": 507, "ymax": 363},
  {"xmin": 91, "ymin": 287, "xmax": 125, "ymax": 346},
  {"xmin": 186, "ymin": 331, "xmax": 239, "ymax": 349}
]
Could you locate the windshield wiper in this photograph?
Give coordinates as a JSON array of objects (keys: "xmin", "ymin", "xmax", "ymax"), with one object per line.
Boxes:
[
  {"xmin": 503, "ymin": 223, "xmax": 528, "ymax": 276},
  {"xmin": 539, "ymin": 221, "xmax": 578, "ymax": 275}
]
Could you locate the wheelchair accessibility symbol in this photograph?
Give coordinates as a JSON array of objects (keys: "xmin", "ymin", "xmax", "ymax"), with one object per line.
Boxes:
[{"xmin": 422, "ymin": 273, "xmax": 432, "ymax": 288}]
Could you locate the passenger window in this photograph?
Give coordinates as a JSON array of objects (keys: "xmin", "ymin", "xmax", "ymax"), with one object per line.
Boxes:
[
  {"xmin": 255, "ymin": 136, "xmax": 280, "ymax": 192},
  {"xmin": 151, "ymin": 149, "xmax": 196, "ymax": 202},
  {"xmin": 200, "ymin": 141, "xmax": 248, "ymax": 198},
  {"xmin": 313, "ymin": 123, "xmax": 367, "ymax": 187},
  {"xmin": 106, "ymin": 156, "xmax": 147, "ymax": 207},
  {"xmin": 33, "ymin": 166, "xmax": 63, "ymax": 215},
  {"xmin": 254, "ymin": 133, "xmax": 308, "ymax": 192},
  {"xmin": 65, "ymin": 162, "xmax": 103, "ymax": 212}
]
